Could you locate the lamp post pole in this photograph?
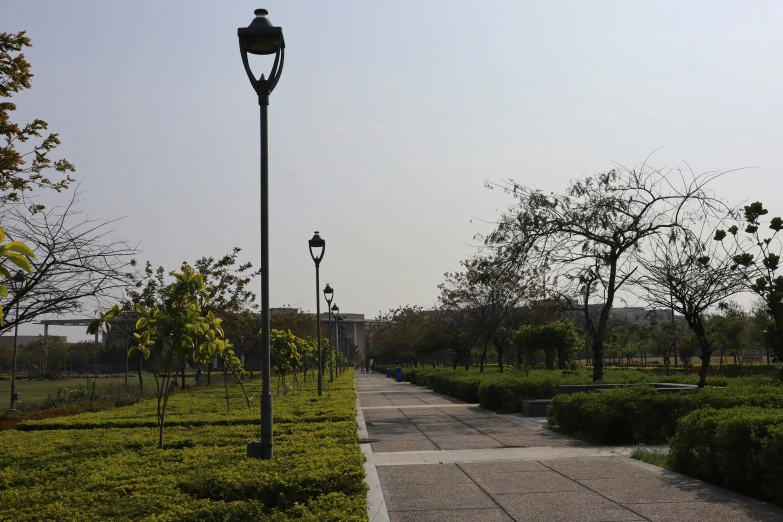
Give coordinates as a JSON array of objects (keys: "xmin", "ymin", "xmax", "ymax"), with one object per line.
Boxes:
[
  {"xmin": 239, "ymin": 8, "xmax": 285, "ymax": 460},
  {"xmin": 8, "ymin": 271, "xmax": 25, "ymax": 411},
  {"xmin": 337, "ymin": 315, "xmax": 344, "ymax": 374},
  {"xmin": 332, "ymin": 304, "xmax": 339, "ymax": 377},
  {"xmin": 309, "ymin": 232, "xmax": 326, "ymax": 396},
  {"xmin": 323, "ymin": 285, "xmax": 334, "ymax": 383}
]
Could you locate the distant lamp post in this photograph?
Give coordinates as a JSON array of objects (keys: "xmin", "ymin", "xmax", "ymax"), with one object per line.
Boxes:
[
  {"xmin": 336, "ymin": 315, "xmax": 344, "ymax": 374},
  {"xmin": 308, "ymin": 232, "xmax": 326, "ymax": 396},
  {"xmin": 121, "ymin": 301, "xmax": 132, "ymax": 388},
  {"xmin": 341, "ymin": 325, "xmax": 349, "ymax": 369},
  {"xmin": 239, "ymin": 7, "xmax": 286, "ymax": 461},
  {"xmin": 331, "ymin": 304, "xmax": 339, "ymax": 375},
  {"xmin": 8, "ymin": 270, "xmax": 26, "ymax": 411},
  {"xmin": 323, "ymin": 284, "xmax": 334, "ymax": 382}
]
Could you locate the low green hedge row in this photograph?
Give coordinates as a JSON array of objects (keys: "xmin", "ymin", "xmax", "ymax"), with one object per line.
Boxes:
[
  {"xmin": 548, "ymin": 385, "xmax": 783, "ymax": 444},
  {"xmin": 669, "ymin": 406, "xmax": 783, "ymax": 506},
  {"xmin": 0, "ymin": 370, "xmax": 367, "ymax": 521},
  {"xmin": 399, "ymin": 366, "xmax": 742, "ymax": 413}
]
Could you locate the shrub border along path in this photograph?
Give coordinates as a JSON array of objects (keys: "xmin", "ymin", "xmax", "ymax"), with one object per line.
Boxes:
[{"xmin": 0, "ymin": 369, "xmax": 367, "ymax": 521}]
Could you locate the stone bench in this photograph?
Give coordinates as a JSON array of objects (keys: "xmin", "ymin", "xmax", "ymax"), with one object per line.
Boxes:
[
  {"xmin": 556, "ymin": 383, "xmax": 698, "ymax": 395},
  {"xmin": 521, "ymin": 399, "xmax": 552, "ymax": 417}
]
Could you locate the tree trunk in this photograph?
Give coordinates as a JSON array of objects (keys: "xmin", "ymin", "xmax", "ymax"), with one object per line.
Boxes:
[
  {"xmin": 557, "ymin": 343, "xmax": 566, "ymax": 370},
  {"xmin": 479, "ymin": 341, "xmax": 489, "ymax": 372},
  {"xmin": 452, "ymin": 352, "xmax": 459, "ymax": 370},
  {"xmin": 138, "ymin": 353, "xmax": 144, "ymax": 393},
  {"xmin": 544, "ymin": 345, "xmax": 555, "ymax": 370},
  {"xmin": 498, "ymin": 343, "xmax": 504, "ymax": 373}
]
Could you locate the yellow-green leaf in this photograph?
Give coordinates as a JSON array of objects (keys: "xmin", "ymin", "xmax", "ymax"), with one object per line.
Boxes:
[
  {"xmin": 3, "ymin": 241, "xmax": 35, "ymax": 258},
  {"xmin": 2, "ymin": 253, "xmax": 32, "ymax": 274}
]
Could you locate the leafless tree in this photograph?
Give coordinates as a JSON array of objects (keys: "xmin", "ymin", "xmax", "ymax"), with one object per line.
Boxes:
[
  {"xmin": 484, "ymin": 161, "xmax": 725, "ymax": 381},
  {"xmin": 634, "ymin": 223, "xmax": 744, "ymax": 387},
  {"xmin": 0, "ymin": 189, "xmax": 138, "ymax": 335}
]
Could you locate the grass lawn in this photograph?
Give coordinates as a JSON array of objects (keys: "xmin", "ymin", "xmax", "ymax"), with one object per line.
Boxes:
[
  {"xmin": 0, "ymin": 369, "xmax": 366, "ymax": 520},
  {"xmin": 0, "ymin": 376, "xmax": 154, "ymax": 405},
  {"xmin": 631, "ymin": 446, "xmax": 672, "ymax": 469}
]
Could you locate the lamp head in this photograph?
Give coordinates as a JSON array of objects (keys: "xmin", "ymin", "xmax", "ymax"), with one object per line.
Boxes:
[
  {"xmin": 238, "ymin": 8, "xmax": 285, "ymax": 55},
  {"xmin": 309, "ymin": 231, "xmax": 326, "ymax": 264},
  {"xmin": 323, "ymin": 283, "xmax": 334, "ymax": 304},
  {"xmin": 237, "ymin": 8, "xmax": 285, "ymax": 97}
]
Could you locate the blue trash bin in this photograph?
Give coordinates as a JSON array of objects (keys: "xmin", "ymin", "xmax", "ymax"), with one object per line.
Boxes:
[
  {"xmin": 395, "ymin": 367, "xmax": 402, "ymax": 382},
  {"xmin": 386, "ymin": 368, "xmax": 391, "ymax": 378}
]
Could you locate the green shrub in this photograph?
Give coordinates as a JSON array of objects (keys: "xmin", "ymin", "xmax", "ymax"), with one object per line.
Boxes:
[
  {"xmin": 0, "ymin": 370, "xmax": 366, "ymax": 520},
  {"xmin": 400, "ymin": 366, "xmax": 751, "ymax": 413},
  {"xmin": 669, "ymin": 406, "xmax": 783, "ymax": 506},
  {"xmin": 548, "ymin": 385, "xmax": 783, "ymax": 444}
]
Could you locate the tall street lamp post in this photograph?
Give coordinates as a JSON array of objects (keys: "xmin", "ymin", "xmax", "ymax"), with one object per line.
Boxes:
[
  {"xmin": 308, "ymin": 232, "xmax": 326, "ymax": 396},
  {"xmin": 238, "ymin": 7, "xmax": 286, "ymax": 461},
  {"xmin": 323, "ymin": 284, "xmax": 334, "ymax": 382},
  {"xmin": 8, "ymin": 271, "xmax": 25, "ymax": 411}
]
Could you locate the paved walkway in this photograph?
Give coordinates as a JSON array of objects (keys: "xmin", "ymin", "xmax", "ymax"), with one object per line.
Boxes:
[{"xmin": 357, "ymin": 373, "xmax": 783, "ymax": 522}]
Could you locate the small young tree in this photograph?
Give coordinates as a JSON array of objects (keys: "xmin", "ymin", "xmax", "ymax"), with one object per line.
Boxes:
[
  {"xmin": 709, "ymin": 302, "xmax": 747, "ymax": 368},
  {"xmin": 715, "ymin": 202, "xmax": 783, "ymax": 374},
  {"xmin": 91, "ymin": 265, "xmax": 243, "ymax": 449}
]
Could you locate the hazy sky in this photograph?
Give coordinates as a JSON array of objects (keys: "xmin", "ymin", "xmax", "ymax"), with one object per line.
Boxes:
[{"xmin": 3, "ymin": 1, "xmax": 783, "ymax": 339}]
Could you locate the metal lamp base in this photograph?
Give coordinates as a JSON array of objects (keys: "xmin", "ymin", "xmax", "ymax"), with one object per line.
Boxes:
[{"xmin": 247, "ymin": 440, "xmax": 272, "ymax": 459}]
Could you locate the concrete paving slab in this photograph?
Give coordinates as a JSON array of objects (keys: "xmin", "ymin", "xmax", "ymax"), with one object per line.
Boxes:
[
  {"xmin": 457, "ymin": 460, "xmax": 550, "ymax": 474},
  {"xmin": 542, "ymin": 457, "xmax": 657, "ymax": 480},
  {"xmin": 493, "ymin": 491, "xmax": 645, "ymax": 522},
  {"xmin": 372, "ymin": 439, "xmax": 439, "ymax": 453},
  {"xmin": 382, "ymin": 483, "xmax": 497, "ymax": 511},
  {"xmin": 431, "ymin": 436, "xmax": 505, "ymax": 450},
  {"xmin": 578, "ymin": 476, "xmax": 732, "ymax": 504},
  {"xmin": 388, "ymin": 453, "xmax": 428, "ymax": 464},
  {"xmin": 388, "ymin": 509, "xmax": 514, "ymax": 522},
  {"xmin": 471, "ymin": 471, "xmax": 588, "ymax": 495},
  {"xmin": 358, "ymin": 374, "xmax": 783, "ymax": 522},
  {"xmin": 625, "ymin": 501, "xmax": 783, "ymax": 522},
  {"xmin": 377, "ymin": 463, "xmax": 472, "ymax": 485}
]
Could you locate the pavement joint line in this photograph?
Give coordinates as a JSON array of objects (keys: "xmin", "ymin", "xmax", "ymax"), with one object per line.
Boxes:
[
  {"xmin": 360, "ymin": 404, "xmax": 481, "ymax": 409},
  {"xmin": 434, "ymin": 406, "xmax": 510, "ymax": 448},
  {"xmin": 355, "ymin": 379, "xmax": 390, "ymax": 522},
  {"xmin": 357, "ymin": 390, "xmax": 436, "ymax": 394},
  {"xmin": 368, "ymin": 446, "xmax": 641, "ymax": 465},
  {"xmin": 536, "ymin": 459, "xmax": 654, "ymax": 522},
  {"xmin": 396, "ymin": 405, "xmax": 444, "ymax": 451},
  {"xmin": 454, "ymin": 461, "xmax": 517, "ymax": 521}
]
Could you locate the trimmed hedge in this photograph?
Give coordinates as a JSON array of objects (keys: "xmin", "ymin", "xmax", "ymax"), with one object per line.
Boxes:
[
  {"xmin": 669, "ymin": 406, "xmax": 783, "ymax": 506},
  {"xmin": 399, "ymin": 366, "xmax": 738, "ymax": 413},
  {"xmin": 548, "ymin": 384, "xmax": 783, "ymax": 444},
  {"xmin": 0, "ymin": 370, "xmax": 367, "ymax": 521}
]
